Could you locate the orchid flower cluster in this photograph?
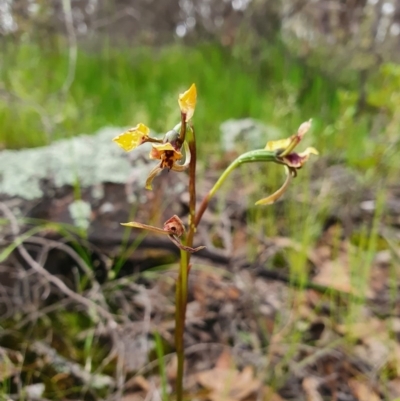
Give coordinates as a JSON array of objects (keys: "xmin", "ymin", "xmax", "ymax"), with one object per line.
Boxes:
[
  {"xmin": 112, "ymin": 83, "xmax": 317, "ymax": 401},
  {"xmin": 113, "ymin": 84, "xmax": 196, "ymax": 190},
  {"xmin": 112, "ymin": 83, "xmax": 317, "ymax": 249},
  {"xmin": 113, "ymin": 84, "xmax": 199, "ymax": 252}
]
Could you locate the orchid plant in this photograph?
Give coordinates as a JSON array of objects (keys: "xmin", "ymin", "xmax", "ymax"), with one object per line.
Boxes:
[{"xmin": 113, "ymin": 84, "xmax": 317, "ymax": 400}]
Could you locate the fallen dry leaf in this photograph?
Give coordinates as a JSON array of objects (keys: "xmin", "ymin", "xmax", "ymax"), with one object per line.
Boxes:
[
  {"xmin": 302, "ymin": 377, "xmax": 323, "ymax": 401},
  {"xmin": 197, "ymin": 351, "xmax": 261, "ymax": 401},
  {"xmin": 215, "ymin": 349, "xmax": 233, "ymax": 370},
  {"xmin": 192, "ymin": 270, "xmax": 240, "ymax": 307},
  {"xmin": 335, "ymin": 317, "xmax": 383, "ymax": 339},
  {"xmin": 124, "ymin": 375, "xmax": 151, "ymax": 393},
  {"xmin": 336, "ymin": 316, "xmax": 400, "ymax": 373},
  {"xmin": 197, "ymin": 366, "xmax": 261, "ymax": 401},
  {"xmin": 121, "ymin": 394, "xmax": 145, "ymax": 401},
  {"xmin": 313, "ymin": 260, "xmax": 353, "ymax": 294},
  {"xmin": 312, "ymin": 236, "xmax": 377, "ymax": 298},
  {"xmin": 348, "ymin": 379, "xmax": 380, "ymax": 401}
]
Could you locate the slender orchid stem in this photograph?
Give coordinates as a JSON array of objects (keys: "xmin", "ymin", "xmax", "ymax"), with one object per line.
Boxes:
[
  {"xmin": 175, "ymin": 144, "xmax": 276, "ymax": 400},
  {"xmin": 175, "ymin": 124, "xmax": 197, "ymax": 401},
  {"xmin": 195, "ymin": 149, "xmax": 277, "ymax": 227},
  {"xmin": 175, "ymin": 248, "xmax": 188, "ymax": 401},
  {"xmin": 195, "ymin": 160, "xmax": 238, "ymax": 227},
  {"xmin": 186, "ymin": 124, "xmax": 197, "ymax": 247}
]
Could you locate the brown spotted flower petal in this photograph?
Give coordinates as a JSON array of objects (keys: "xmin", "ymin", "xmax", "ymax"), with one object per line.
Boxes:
[
  {"xmin": 280, "ymin": 147, "xmax": 318, "ymax": 168},
  {"xmin": 163, "ymin": 215, "xmax": 186, "ymax": 237},
  {"xmin": 150, "ymin": 143, "xmax": 183, "ymax": 169}
]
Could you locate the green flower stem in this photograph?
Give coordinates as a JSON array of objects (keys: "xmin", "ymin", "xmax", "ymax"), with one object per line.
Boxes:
[
  {"xmin": 175, "ymin": 247, "xmax": 188, "ymax": 401},
  {"xmin": 195, "ymin": 149, "xmax": 277, "ymax": 227},
  {"xmin": 186, "ymin": 125, "xmax": 197, "ymax": 247},
  {"xmin": 175, "ymin": 124, "xmax": 196, "ymax": 401},
  {"xmin": 175, "ymin": 146, "xmax": 275, "ymax": 401}
]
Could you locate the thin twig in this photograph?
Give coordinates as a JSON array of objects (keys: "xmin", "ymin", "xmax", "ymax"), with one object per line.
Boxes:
[
  {"xmin": 0, "ymin": 202, "xmax": 116, "ymax": 323},
  {"xmin": 61, "ymin": 0, "xmax": 78, "ymax": 95}
]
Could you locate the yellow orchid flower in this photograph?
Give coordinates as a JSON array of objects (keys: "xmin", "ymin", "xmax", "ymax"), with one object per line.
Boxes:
[
  {"xmin": 265, "ymin": 119, "xmax": 318, "ymax": 169},
  {"xmin": 149, "ymin": 142, "xmax": 183, "ymax": 168},
  {"xmin": 255, "ymin": 119, "xmax": 318, "ymax": 205},
  {"xmin": 146, "ymin": 141, "xmax": 191, "ymax": 190},
  {"xmin": 178, "ymin": 84, "xmax": 197, "ymax": 122},
  {"xmin": 112, "ymin": 123, "xmax": 151, "ymax": 152}
]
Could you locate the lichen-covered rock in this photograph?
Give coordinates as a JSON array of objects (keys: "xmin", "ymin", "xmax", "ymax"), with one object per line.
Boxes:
[
  {"xmin": 0, "ymin": 126, "xmax": 155, "ymax": 200},
  {"xmin": 0, "ymin": 126, "xmax": 191, "ymax": 282},
  {"xmin": 220, "ymin": 118, "xmax": 282, "ymax": 152},
  {"xmin": 0, "ymin": 120, "xmax": 282, "ymax": 200}
]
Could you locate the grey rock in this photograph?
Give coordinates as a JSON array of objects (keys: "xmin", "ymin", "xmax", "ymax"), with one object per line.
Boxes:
[
  {"xmin": 220, "ymin": 118, "xmax": 282, "ymax": 152},
  {"xmin": 0, "ymin": 126, "xmax": 155, "ymax": 200},
  {"xmin": 68, "ymin": 199, "xmax": 92, "ymax": 230}
]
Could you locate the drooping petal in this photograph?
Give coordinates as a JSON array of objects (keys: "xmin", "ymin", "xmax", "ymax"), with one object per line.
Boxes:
[
  {"xmin": 280, "ymin": 147, "xmax": 318, "ymax": 168},
  {"xmin": 112, "ymin": 123, "xmax": 150, "ymax": 152},
  {"xmin": 171, "ymin": 163, "xmax": 188, "ymax": 172},
  {"xmin": 178, "ymin": 84, "xmax": 197, "ymax": 122},
  {"xmin": 145, "ymin": 164, "xmax": 163, "ymax": 190},
  {"xmin": 168, "ymin": 235, "xmax": 206, "ymax": 253},
  {"xmin": 121, "ymin": 221, "xmax": 173, "ymax": 235},
  {"xmin": 255, "ymin": 167, "xmax": 293, "ymax": 206},
  {"xmin": 171, "ymin": 141, "xmax": 191, "ymax": 172},
  {"xmin": 300, "ymin": 146, "xmax": 318, "ymax": 157},
  {"xmin": 163, "ymin": 215, "xmax": 185, "ymax": 237}
]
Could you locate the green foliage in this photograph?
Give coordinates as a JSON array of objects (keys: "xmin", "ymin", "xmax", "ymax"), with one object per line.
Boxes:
[
  {"xmin": 2, "ymin": 38, "xmax": 399, "ymax": 183},
  {"xmin": 1, "ymin": 39, "xmax": 340, "ymax": 150},
  {"xmin": 154, "ymin": 331, "xmax": 168, "ymax": 401}
]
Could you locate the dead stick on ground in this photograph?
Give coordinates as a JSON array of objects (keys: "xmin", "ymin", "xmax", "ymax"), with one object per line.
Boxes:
[{"xmin": 0, "ymin": 202, "xmax": 117, "ymax": 324}]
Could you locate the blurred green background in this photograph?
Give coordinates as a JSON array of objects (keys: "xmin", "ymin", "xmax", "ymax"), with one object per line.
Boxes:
[{"xmin": 2, "ymin": 0, "xmax": 399, "ymax": 169}]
